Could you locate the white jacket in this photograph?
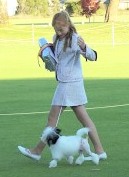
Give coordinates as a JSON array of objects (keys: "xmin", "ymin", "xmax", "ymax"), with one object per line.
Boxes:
[{"xmin": 53, "ymin": 33, "xmax": 97, "ymax": 82}]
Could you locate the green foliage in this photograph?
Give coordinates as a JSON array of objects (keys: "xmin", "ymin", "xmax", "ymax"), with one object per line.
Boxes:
[
  {"xmin": 65, "ymin": 1, "xmax": 82, "ymax": 16},
  {"xmin": 0, "ymin": 10, "xmax": 9, "ymax": 24},
  {"xmin": 17, "ymin": 0, "xmax": 48, "ymax": 16},
  {"xmin": 17, "ymin": 0, "xmax": 26, "ymax": 14},
  {"xmin": 17, "ymin": 0, "xmax": 81, "ymax": 17},
  {"xmin": 0, "ymin": 0, "xmax": 9, "ymax": 24},
  {"xmin": 17, "ymin": 0, "xmax": 60, "ymax": 16},
  {"xmin": 48, "ymin": 0, "xmax": 61, "ymax": 16}
]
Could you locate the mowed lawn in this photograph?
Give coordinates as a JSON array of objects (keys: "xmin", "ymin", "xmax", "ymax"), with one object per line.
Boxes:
[{"xmin": 0, "ymin": 22, "xmax": 129, "ymax": 177}]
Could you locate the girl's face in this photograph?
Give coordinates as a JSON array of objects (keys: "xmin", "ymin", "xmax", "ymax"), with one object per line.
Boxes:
[{"xmin": 54, "ymin": 20, "xmax": 69, "ymax": 39}]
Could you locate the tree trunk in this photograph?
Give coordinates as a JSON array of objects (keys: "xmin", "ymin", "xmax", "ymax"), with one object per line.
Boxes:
[{"xmin": 105, "ymin": 0, "xmax": 120, "ymax": 22}]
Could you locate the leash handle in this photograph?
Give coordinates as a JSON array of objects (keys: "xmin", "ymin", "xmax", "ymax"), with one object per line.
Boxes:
[
  {"xmin": 56, "ymin": 106, "xmax": 62, "ymax": 127},
  {"xmin": 38, "ymin": 43, "xmax": 53, "ymax": 58}
]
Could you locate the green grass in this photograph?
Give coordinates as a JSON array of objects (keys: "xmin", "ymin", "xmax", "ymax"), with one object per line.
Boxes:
[
  {"xmin": 0, "ymin": 23, "xmax": 129, "ymax": 80},
  {"xmin": 0, "ymin": 78, "xmax": 129, "ymax": 177},
  {"xmin": 0, "ymin": 42, "xmax": 129, "ymax": 79},
  {"xmin": 0, "ymin": 22, "xmax": 129, "ymax": 177}
]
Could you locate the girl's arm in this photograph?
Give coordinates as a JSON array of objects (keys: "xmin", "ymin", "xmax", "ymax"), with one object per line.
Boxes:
[{"xmin": 78, "ymin": 36, "xmax": 97, "ymax": 61}]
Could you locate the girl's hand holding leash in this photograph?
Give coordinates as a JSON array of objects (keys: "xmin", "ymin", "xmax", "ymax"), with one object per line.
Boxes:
[{"xmin": 77, "ymin": 36, "xmax": 86, "ymax": 51}]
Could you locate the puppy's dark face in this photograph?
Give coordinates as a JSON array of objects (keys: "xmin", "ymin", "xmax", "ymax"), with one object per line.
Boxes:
[
  {"xmin": 46, "ymin": 128, "xmax": 61, "ymax": 146},
  {"xmin": 54, "ymin": 127, "xmax": 61, "ymax": 135},
  {"xmin": 46, "ymin": 134, "xmax": 59, "ymax": 146}
]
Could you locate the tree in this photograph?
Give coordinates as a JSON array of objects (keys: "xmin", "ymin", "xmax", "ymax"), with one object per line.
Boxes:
[
  {"xmin": 65, "ymin": 0, "xmax": 120, "ymax": 23},
  {"xmin": 104, "ymin": 0, "xmax": 120, "ymax": 22},
  {"xmin": 17, "ymin": 0, "xmax": 49, "ymax": 16},
  {"xmin": 80, "ymin": 0, "xmax": 100, "ymax": 17},
  {"xmin": 0, "ymin": 0, "xmax": 9, "ymax": 24},
  {"xmin": 48, "ymin": 0, "xmax": 61, "ymax": 16},
  {"xmin": 17, "ymin": 0, "xmax": 60, "ymax": 16},
  {"xmin": 65, "ymin": 0, "xmax": 82, "ymax": 16}
]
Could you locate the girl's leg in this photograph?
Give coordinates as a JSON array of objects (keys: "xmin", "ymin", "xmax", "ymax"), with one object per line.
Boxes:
[
  {"xmin": 71, "ymin": 105, "xmax": 104, "ymax": 154},
  {"xmin": 30, "ymin": 105, "xmax": 66, "ymax": 155}
]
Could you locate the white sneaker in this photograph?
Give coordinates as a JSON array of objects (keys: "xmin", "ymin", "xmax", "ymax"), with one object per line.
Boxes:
[
  {"xmin": 84, "ymin": 152, "xmax": 107, "ymax": 161},
  {"xmin": 98, "ymin": 152, "xmax": 107, "ymax": 160},
  {"xmin": 18, "ymin": 146, "xmax": 41, "ymax": 161}
]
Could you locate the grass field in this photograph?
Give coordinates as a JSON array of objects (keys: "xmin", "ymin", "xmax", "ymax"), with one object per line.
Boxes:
[{"xmin": 0, "ymin": 21, "xmax": 129, "ymax": 177}]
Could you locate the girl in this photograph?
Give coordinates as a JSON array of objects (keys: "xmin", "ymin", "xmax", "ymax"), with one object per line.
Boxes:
[{"xmin": 18, "ymin": 11, "xmax": 107, "ymax": 161}]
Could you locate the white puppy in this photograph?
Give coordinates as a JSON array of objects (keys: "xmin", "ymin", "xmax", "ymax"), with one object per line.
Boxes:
[{"xmin": 41, "ymin": 127, "xmax": 99, "ymax": 168}]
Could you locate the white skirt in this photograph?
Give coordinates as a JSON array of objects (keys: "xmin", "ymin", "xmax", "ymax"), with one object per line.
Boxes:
[{"xmin": 51, "ymin": 80, "xmax": 88, "ymax": 106}]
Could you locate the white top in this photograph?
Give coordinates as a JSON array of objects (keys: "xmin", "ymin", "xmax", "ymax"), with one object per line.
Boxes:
[
  {"xmin": 51, "ymin": 32, "xmax": 97, "ymax": 106},
  {"xmin": 53, "ymin": 33, "xmax": 97, "ymax": 82}
]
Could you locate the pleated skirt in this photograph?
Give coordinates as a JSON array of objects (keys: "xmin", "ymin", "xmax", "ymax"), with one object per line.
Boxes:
[{"xmin": 51, "ymin": 80, "xmax": 87, "ymax": 106}]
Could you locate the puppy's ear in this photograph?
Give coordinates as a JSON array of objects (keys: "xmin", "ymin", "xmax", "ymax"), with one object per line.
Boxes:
[
  {"xmin": 47, "ymin": 134, "xmax": 59, "ymax": 146},
  {"xmin": 55, "ymin": 127, "xmax": 61, "ymax": 135}
]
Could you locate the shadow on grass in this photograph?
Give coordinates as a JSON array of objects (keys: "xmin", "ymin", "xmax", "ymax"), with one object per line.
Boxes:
[
  {"xmin": 0, "ymin": 78, "xmax": 129, "ymax": 114},
  {"xmin": 0, "ymin": 78, "xmax": 129, "ymax": 177}
]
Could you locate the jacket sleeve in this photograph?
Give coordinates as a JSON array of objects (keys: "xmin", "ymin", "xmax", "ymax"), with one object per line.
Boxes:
[{"xmin": 80, "ymin": 45, "xmax": 97, "ymax": 61}]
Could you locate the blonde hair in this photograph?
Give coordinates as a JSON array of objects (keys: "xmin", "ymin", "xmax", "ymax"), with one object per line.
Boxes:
[{"xmin": 52, "ymin": 11, "xmax": 77, "ymax": 51}]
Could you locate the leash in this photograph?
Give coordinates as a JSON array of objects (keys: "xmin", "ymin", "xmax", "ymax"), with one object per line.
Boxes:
[
  {"xmin": 55, "ymin": 51, "xmax": 77, "ymax": 127},
  {"xmin": 51, "ymin": 33, "xmax": 79, "ymax": 128},
  {"xmin": 56, "ymin": 106, "xmax": 62, "ymax": 127}
]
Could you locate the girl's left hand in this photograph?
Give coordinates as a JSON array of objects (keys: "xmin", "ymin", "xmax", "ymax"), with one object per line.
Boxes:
[{"xmin": 77, "ymin": 36, "xmax": 86, "ymax": 51}]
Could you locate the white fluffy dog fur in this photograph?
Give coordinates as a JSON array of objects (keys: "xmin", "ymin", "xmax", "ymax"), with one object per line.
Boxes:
[{"xmin": 41, "ymin": 127, "xmax": 99, "ymax": 168}]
